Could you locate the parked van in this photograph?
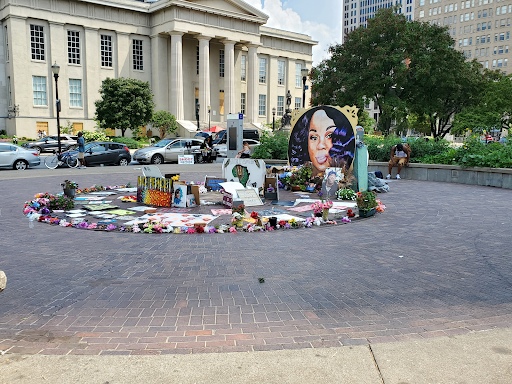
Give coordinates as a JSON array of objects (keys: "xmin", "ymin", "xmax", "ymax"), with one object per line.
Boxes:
[{"xmin": 212, "ymin": 129, "xmax": 259, "ymax": 144}]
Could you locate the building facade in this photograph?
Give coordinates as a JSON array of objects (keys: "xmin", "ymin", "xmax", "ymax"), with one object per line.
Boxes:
[
  {"xmin": 0, "ymin": 0, "xmax": 316, "ymax": 138},
  {"xmin": 415, "ymin": 0, "xmax": 511, "ymax": 73}
]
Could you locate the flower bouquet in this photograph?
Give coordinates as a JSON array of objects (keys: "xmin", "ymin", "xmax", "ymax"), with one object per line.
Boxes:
[{"xmin": 356, "ymin": 191, "xmax": 378, "ymax": 217}]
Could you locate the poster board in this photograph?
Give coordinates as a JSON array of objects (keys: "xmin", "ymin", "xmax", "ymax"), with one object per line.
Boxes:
[
  {"xmin": 222, "ymin": 159, "xmax": 266, "ymax": 189},
  {"xmin": 137, "ymin": 176, "xmax": 173, "ymax": 207},
  {"xmin": 173, "ymin": 184, "xmax": 188, "ymax": 208},
  {"xmin": 178, "ymin": 155, "xmax": 194, "ymax": 164},
  {"xmin": 205, "ymin": 176, "xmax": 227, "ymax": 191},
  {"xmin": 321, "ymin": 168, "xmax": 344, "ymax": 199},
  {"xmin": 235, "ymin": 189, "xmax": 264, "ymax": 207}
]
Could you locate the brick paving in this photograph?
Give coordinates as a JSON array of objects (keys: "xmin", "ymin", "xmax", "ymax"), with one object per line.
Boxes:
[{"xmin": 1, "ymin": 167, "xmax": 511, "ymax": 355}]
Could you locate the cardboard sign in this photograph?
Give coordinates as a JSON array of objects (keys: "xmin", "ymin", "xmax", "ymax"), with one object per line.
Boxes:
[
  {"xmin": 235, "ymin": 189, "xmax": 264, "ymax": 207},
  {"xmin": 222, "ymin": 192, "xmax": 233, "ymax": 207},
  {"xmin": 205, "ymin": 176, "xmax": 227, "ymax": 191},
  {"xmin": 173, "ymin": 184, "xmax": 187, "ymax": 208},
  {"xmin": 178, "ymin": 155, "xmax": 194, "ymax": 165},
  {"xmin": 222, "ymin": 159, "xmax": 266, "ymax": 189},
  {"xmin": 142, "ymin": 165, "xmax": 163, "ymax": 178},
  {"xmin": 137, "ymin": 176, "xmax": 173, "ymax": 207}
]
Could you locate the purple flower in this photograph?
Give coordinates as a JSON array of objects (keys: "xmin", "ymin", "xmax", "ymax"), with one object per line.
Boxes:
[
  {"xmin": 78, "ymin": 222, "xmax": 89, "ymax": 229},
  {"xmin": 106, "ymin": 224, "xmax": 117, "ymax": 231},
  {"xmin": 41, "ymin": 207, "xmax": 50, "ymax": 215},
  {"xmin": 284, "ymin": 223, "xmax": 291, "ymax": 229}
]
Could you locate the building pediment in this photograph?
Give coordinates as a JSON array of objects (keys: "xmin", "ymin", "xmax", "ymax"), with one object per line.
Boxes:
[{"xmin": 151, "ymin": 0, "xmax": 268, "ymax": 23}]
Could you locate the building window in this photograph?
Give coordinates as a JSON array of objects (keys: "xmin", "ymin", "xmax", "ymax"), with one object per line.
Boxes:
[
  {"xmin": 258, "ymin": 94, "xmax": 266, "ymax": 116},
  {"xmin": 30, "ymin": 25, "xmax": 45, "ymax": 61},
  {"xmin": 100, "ymin": 35, "xmax": 112, "ymax": 67},
  {"xmin": 69, "ymin": 79, "xmax": 82, "ymax": 107},
  {"xmin": 219, "ymin": 49, "xmax": 225, "ymax": 78},
  {"xmin": 277, "ymin": 96, "xmax": 284, "ymax": 116},
  {"xmin": 32, "ymin": 76, "xmax": 47, "ymax": 106},
  {"xmin": 196, "ymin": 46, "xmax": 199, "ymax": 75},
  {"xmin": 295, "ymin": 97, "xmax": 301, "ymax": 109},
  {"xmin": 241, "ymin": 93, "xmax": 246, "ymax": 115},
  {"xmin": 259, "ymin": 58, "xmax": 266, "ymax": 83},
  {"xmin": 67, "ymin": 30, "xmax": 80, "ymax": 64},
  {"xmin": 241, "ymin": 55, "xmax": 246, "ymax": 81},
  {"xmin": 4, "ymin": 26, "xmax": 8, "ymax": 62},
  {"xmin": 295, "ymin": 63, "xmax": 302, "ymax": 87},
  {"xmin": 133, "ymin": 39, "xmax": 143, "ymax": 70},
  {"xmin": 7, "ymin": 76, "xmax": 11, "ymax": 106},
  {"xmin": 277, "ymin": 60, "xmax": 285, "ymax": 85}
]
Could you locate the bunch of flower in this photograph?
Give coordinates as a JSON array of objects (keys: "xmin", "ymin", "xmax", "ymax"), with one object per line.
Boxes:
[
  {"xmin": 171, "ymin": 175, "xmax": 180, "ymax": 182},
  {"xmin": 311, "ymin": 200, "xmax": 333, "ymax": 214},
  {"xmin": 250, "ymin": 211, "xmax": 259, "ymax": 220},
  {"xmin": 356, "ymin": 191, "xmax": 378, "ymax": 211},
  {"xmin": 47, "ymin": 194, "xmax": 75, "ymax": 211},
  {"xmin": 347, "ymin": 209, "xmax": 356, "ymax": 218},
  {"xmin": 376, "ymin": 199, "xmax": 386, "ymax": 212},
  {"xmin": 266, "ymin": 185, "xmax": 275, "ymax": 193},
  {"xmin": 232, "ymin": 203, "xmax": 245, "ymax": 216},
  {"xmin": 336, "ymin": 188, "xmax": 356, "ymax": 201}
]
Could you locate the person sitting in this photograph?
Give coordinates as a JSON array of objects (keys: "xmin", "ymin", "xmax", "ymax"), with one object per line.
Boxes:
[
  {"xmin": 387, "ymin": 143, "xmax": 411, "ymax": 180},
  {"xmin": 238, "ymin": 141, "xmax": 251, "ymax": 158},
  {"xmin": 200, "ymin": 136, "xmax": 213, "ymax": 162}
]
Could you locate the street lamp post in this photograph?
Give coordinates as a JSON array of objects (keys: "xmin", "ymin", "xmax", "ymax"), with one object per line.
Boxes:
[
  {"xmin": 301, "ymin": 67, "xmax": 309, "ymax": 109},
  {"xmin": 272, "ymin": 107, "xmax": 276, "ymax": 131},
  {"xmin": 51, "ymin": 62, "xmax": 62, "ymax": 154},
  {"xmin": 196, "ymin": 103, "xmax": 200, "ymax": 131},
  {"xmin": 208, "ymin": 105, "xmax": 211, "ymax": 130}
]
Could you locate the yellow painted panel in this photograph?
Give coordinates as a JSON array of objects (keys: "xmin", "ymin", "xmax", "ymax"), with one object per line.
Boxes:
[
  {"xmin": 219, "ymin": 91, "xmax": 224, "ymax": 115},
  {"xmin": 36, "ymin": 122, "xmax": 48, "ymax": 136},
  {"xmin": 72, "ymin": 123, "xmax": 83, "ymax": 135}
]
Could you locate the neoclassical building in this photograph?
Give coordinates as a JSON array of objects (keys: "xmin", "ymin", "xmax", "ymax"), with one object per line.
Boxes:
[{"xmin": 0, "ymin": 0, "xmax": 316, "ymax": 138}]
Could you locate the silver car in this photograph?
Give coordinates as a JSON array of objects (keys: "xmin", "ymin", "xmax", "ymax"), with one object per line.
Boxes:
[
  {"xmin": 132, "ymin": 138, "xmax": 204, "ymax": 164},
  {"xmin": 214, "ymin": 139, "xmax": 260, "ymax": 157},
  {"xmin": 0, "ymin": 143, "xmax": 40, "ymax": 170}
]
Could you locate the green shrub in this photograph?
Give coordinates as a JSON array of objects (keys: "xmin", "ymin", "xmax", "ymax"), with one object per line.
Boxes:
[
  {"xmin": 365, "ymin": 135, "xmax": 401, "ymax": 162},
  {"xmin": 252, "ymin": 131, "xmax": 289, "ymax": 160},
  {"xmin": 83, "ymin": 131, "xmax": 112, "ymax": 143},
  {"xmin": 112, "ymin": 137, "xmax": 141, "ymax": 149},
  {"xmin": 365, "ymin": 135, "xmax": 451, "ymax": 162}
]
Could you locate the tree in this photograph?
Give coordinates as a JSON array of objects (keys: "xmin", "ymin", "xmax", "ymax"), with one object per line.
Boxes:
[
  {"xmin": 311, "ymin": 8, "xmax": 413, "ymax": 134},
  {"xmin": 452, "ymin": 71, "xmax": 512, "ymax": 136},
  {"xmin": 151, "ymin": 110, "xmax": 178, "ymax": 136},
  {"xmin": 95, "ymin": 78, "xmax": 155, "ymax": 137},
  {"xmin": 357, "ymin": 109, "xmax": 376, "ymax": 133},
  {"xmin": 403, "ymin": 22, "xmax": 486, "ymax": 139}
]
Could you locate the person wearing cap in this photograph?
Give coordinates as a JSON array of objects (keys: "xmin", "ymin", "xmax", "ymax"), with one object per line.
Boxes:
[{"xmin": 321, "ymin": 170, "xmax": 339, "ymax": 199}]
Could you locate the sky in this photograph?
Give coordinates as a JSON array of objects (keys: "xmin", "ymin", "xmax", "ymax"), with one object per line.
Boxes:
[{"xmin": 242, "ymin": 0, "xmax": 342, "ymax": 66}]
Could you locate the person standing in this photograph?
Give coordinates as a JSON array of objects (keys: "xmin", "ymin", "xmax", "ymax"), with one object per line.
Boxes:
[
  {"xmin": 386, "ymin": 143, "xmax": 411, "ymax": 179},
  {"xmin": 77, "ymin": 131, "xmax": 86, "ymax": 168}
]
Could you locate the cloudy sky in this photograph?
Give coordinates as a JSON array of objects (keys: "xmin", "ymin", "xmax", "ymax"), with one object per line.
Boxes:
[{"xmin": 242, "ymin": 0, "xmax": 342, "ymax": 65}]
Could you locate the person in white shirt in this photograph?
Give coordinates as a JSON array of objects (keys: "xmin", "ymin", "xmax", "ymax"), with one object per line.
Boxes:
[{"xmin": 387, "ymin": 143, "xmax": 411, "ymax": 180}]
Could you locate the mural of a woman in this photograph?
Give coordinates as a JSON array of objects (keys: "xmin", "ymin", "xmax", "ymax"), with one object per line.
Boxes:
[{"xmin": 288, "ymin": 106, "xmax": 356, "ymax": 175}]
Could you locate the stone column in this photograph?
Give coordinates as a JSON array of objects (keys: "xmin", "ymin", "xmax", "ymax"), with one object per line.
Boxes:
[
  {"xmin": 151, "ymin": 34, "xmax": 169, "ymax": 112},
  {"xmin": 247, "ymin": 44, "xmax": 259, "ymax": 124},
  {"xmin": 169, "ymin": 32, "xmax": 184, "ymax": 120},
  {"xmin": 84, "ymin": 27, "xmax": 100, "ymax": 119},
  {"xmin": 197, "ymin": 35, "xmax": 211, "ymax": 123},
  {"xmin": 223, "ymin": 40, "xmax": 236, "ymax": 116},
  {"xmin": 116, "ymin": 31, "xmax": 130, "ymax": 78}
]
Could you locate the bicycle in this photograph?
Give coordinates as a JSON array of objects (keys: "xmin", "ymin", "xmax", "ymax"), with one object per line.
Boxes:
[{"xmin": 44, "ymin": 151, "xmax": 79, "ymax": 169}]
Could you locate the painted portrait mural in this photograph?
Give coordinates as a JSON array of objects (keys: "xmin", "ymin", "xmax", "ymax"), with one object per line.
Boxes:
[{"xmin": 288, "ymin": 105, "xmax": 358, "ymax": 176}]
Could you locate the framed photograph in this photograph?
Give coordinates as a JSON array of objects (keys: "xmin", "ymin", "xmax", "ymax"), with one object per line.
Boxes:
[{"xmin": 321, "ymin": 168, "xmax": 344, "ymax": 199}]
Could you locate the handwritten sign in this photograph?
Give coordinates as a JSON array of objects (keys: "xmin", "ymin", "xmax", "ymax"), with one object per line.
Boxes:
[
  {"xmin": 205, "ymin": 176, "xmax": 227, "ymax": 191},
  {"xmin": 235, "ymin": 189, "xmax": 263, "ymax": 207},
  {"xmin": 178, "ymin": 155, "xmax": 194, "ymax": 165}
]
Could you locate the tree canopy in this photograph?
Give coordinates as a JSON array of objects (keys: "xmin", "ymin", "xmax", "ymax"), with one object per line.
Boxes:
[
  {"xmin": 95, "ymin": 78, "xmax": 155, "ymax": 137},
  {"xmin": 311, "ymin": 7, "xmax": 499, "ymax": 139},
  {"xmin": 151, "ymin": 110, "xmax": 178, "ymax": 136}
]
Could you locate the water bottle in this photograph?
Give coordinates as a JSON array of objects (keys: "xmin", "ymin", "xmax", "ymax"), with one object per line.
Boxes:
[{"xmin": 29, "ymin": 216, "xmax": 34, "ymax": 228}]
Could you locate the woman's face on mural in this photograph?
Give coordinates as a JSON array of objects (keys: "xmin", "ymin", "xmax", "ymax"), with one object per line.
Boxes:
[{"xmin": 308, "ymin": 110, "xmax": 335, "ymax": 172}]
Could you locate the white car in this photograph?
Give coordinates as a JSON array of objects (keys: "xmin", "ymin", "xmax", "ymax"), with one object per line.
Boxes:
[
  {"xmin": 214, "ymin": 139, "xmax": 260, "ymax": 157},
  {"xmin": 0, "ymin": 143, "xmax": 40, "ymax": 170}
]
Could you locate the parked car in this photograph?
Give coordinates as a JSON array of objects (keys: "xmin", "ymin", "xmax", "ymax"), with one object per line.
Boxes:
[
  {"xmin": 212, "ymin": 129, "xmax": 260, "ymax": 144},
  {"xmin": 132, "ymin": 138, "xmax": 204, "ymax": 164},
  {"xmin": 0, "ymin": 143, "xmax": 40, "ymax": 170},
  {"xmin": 194, "ymin": 131, "xmax": 212, "ymax": 139},
  {"xmin": 214, "ymin": 139, "xmax": 260, "ymax": 157},
  {"xmin": 22, "ymin": 134, "xmax": 78, "ymax": 154},
  {"xmin": 67, "ymin": 141, "xmax": 131, "ymax": 166}
]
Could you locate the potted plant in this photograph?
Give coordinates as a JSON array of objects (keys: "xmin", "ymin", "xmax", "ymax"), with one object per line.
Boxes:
[
  {"xmin": 61, "ymin": 180, "xmax": 78, "ymax": 198},
  {"xmin": 356, "ymin": 190, "xmax": 378, "ymax": 217},
  {"xmin": 287, "ymin": 163, "xmax": 313, "ymax": 191}
]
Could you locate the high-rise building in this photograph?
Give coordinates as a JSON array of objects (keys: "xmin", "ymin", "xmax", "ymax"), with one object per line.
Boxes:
[
  {"xmin": 343, "ymin": 0, "xmax": 415, "ymax": 41},
  {"xmin": 415, "ymin": 0, "xmax": 511, "ymax": 73}
]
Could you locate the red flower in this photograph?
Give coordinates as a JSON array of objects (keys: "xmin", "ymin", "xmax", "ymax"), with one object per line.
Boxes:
[
  {"xmin": 278, "ymin": 220, "xmax": 286, "ymax": 226},
  {"xmin": 195, "ymin": 225, "xmax": 205, "ymax": 233},
  {"xmin": 250, "ymin": 211, "xmax": 258, "ymax": 219}
]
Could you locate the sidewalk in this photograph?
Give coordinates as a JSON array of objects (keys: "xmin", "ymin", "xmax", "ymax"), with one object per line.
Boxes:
[{"xmin": 1, "ymin": 328, "xmax": 511, "ymax": 383}]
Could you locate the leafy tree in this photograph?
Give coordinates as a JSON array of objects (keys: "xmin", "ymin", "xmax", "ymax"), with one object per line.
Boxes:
[
  {"xmin": 403, "ymin": 22, "xmax": 486, "ymax": 139},
  {"xmin": 95, "ymin": 78, "xmax": 155, "ymax": 137},
  {"xmin": 252, "ymin": 131, "xmax": 289, "ymax": 160},
  {"xmin": 311, "ymin": 8, "xmax": 413, "ymax": 134},
  {"xmin": 151, "ymin": 110, "xmax": 178, "ymax": 136},
  {"xmin": 357, "ymin": 109, "xmax": 376, "ymax": 133},
  {"xmin": 452, "ymin": 71, "xmax": 512, "ymax": 135}
]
